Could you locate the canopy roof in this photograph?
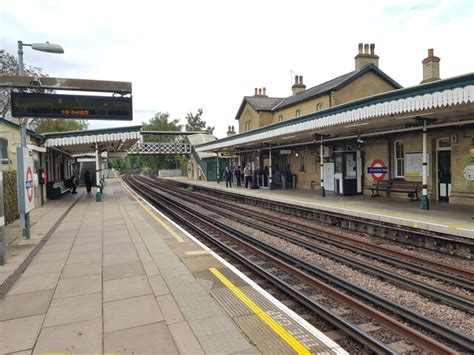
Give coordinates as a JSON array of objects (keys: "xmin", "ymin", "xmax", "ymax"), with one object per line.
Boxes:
[
  {"xmin": 197, "ymin": 73, "xmax": 474, "ymax": 152},
  {"xmin": 43, "ymin": 125, "xmax": 142, "ymax": 155}
]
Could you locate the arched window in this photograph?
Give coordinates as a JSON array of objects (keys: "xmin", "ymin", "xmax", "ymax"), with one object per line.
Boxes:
[
  {"xmin": 316, "ymin": 103, "xmax": 323, "ymax": 111},
  {"xmin": 295, "ymin": 109, "xmax": 301, "ymax": 118},
  {"xmin": 0, "ymin": 138, "xmax": 8, "ymax": 164},
  {"xmin": 278, "ymin": 115, "xmax": 283, "ymax": 122}
]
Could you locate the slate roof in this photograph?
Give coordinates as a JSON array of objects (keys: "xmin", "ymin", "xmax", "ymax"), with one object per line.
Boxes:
[{"xmin": 235, "ymin": 64, "xmax": 402, "ymax": 120}]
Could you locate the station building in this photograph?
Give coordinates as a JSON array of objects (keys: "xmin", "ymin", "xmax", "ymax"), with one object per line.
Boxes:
[{"xmin": 195, "ymin": 44, "xmax": 474, "ymax": 208}]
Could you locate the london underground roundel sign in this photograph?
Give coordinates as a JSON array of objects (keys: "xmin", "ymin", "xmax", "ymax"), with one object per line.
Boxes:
[
  {"xmin": 368, "ymin": 159, "xmax": 388, "ymax": 181},
  {"xmin": 26, "ymin": 166, "xmax": 34, "ymax": 203}
]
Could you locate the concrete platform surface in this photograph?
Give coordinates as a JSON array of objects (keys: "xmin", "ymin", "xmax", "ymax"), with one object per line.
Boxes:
[
  {"xmin": 0, "ymin": 179, "xmax": 346, "ymax": 355},
  {"xmin": 166, "ymin": 177, "xmax": 474, "ymax": 239}
]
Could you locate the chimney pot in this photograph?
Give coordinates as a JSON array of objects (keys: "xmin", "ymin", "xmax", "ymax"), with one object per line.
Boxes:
[
  {"xmin": 299, "ymin": 75, "xmax": 303, "ymax": 84},
  {"xmin": 364, "ymin": 44, "xmax": 369, "ymax": 54},
  {"xmin": 263, "ymin": 87, "xmax": 266, "ymax": 96},
  {"xmin": 358, "ymin": 43, "xmax": 363, "ymax": 54},
  {"xmin": 258, "ymin": 88, "xmax": 262, "ymax": 95},
  {"xmin": 254, "ymin": 88, "xmax": 258, "ymax": 96},
  {"xmin": 428, "ymin": 48, "xmax": 434, "ymax": 57},
  {"xmin": 370, "ymin": 43, "xmax": 375, "ymax": 55}
]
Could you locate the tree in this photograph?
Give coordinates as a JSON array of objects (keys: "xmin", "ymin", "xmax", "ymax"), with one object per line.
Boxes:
[
  {"xmin": 109, "ymin": 112, "xmax": 186, "ymax": 173},
  {"xmin": 35, "ymin": 119, "xmax": 88, "ymax": 133},
  {"xmin": 184, "ymin": 108, "xmax": 214, "ymax": 134},
  {"xmin": 0, "ymin": 49, "xmax": 87, "ymax": 133}
]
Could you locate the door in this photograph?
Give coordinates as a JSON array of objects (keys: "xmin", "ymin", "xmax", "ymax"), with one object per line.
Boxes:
[{"xmin": 438, "ymin": 150, "xmax": 451, "ymax": 202}]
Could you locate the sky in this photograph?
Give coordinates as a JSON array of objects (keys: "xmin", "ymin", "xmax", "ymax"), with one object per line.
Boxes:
[{"xmin": 1, "ymin": 0, "xmax": 473, "ymax": 138}]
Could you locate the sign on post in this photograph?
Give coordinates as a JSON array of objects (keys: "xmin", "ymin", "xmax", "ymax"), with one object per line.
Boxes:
[
  {"xmin": 16, "ymin": 147, "xmax": 35, "ymax": 214},
  {"xmin": 11, "ymin": 92, "xmax": 133, "ymax": 121}
]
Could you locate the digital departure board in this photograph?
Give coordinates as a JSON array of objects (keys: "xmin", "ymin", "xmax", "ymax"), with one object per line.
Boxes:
[{"xmin": 11, "ymin": 92, "xmax": 133, "ymax": 121}]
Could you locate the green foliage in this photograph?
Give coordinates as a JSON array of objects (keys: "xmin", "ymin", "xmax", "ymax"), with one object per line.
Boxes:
[
  {"xmin": 35, "ymin": 119, "xmax": 88, "ymax": 134},
  {"xmin": 185, "ymin": 108, "xmax": 214, "ymax": 134},
  {"xmin": 3, "ymin": 170, "xmax": 18, "ymax": 224},
  {"xmin": 186, "ymin": 185, "xmax": 194, "ymax": 192}
]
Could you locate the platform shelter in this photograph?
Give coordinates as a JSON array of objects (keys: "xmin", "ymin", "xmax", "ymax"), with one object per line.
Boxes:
[{"xmin": 195, "ymin": 73, "xmax": 474, "ymax": 209}]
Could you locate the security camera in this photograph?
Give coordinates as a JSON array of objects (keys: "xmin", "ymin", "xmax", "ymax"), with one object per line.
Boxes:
[
  {"xmin": 357, "ymin": 138, "xmax": 365, "ymax": 144},
  {"xmin": 29, "ymin": 77, "xmax": 43, "ymax": 88}
]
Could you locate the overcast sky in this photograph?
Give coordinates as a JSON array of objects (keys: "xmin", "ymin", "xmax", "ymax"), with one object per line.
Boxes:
[{"xmin": 1, "ymin": 0, "xmax": 473, "ymax": 138}]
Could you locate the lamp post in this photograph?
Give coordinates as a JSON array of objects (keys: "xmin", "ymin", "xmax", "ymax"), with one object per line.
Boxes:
[{"xmin": 17, "ymin": 40, "xmax": 64, "ymax": 239}]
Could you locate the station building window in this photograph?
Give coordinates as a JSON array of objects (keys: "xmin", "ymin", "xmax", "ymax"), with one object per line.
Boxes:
[
  {"xmin": 299, "ymin": 155, "xmax": 305, "ymax": 172},
  {"xmin": 295, "ymin": 109, "xmax": 301, "ymax": 118},
  {"xmin": 395, "ymin": 141, "xmax": 404, "ymax": 177},
  {"xmin": 316, "ymin": 103, "xmax": 323, "ymax": 111},
  {"xmin": 0, "ymin": 138, "xmax": 8, "ymax": 164},
  {"xmin": 278, "ymin": 114, "xmax": 283, "ymax": 122}
]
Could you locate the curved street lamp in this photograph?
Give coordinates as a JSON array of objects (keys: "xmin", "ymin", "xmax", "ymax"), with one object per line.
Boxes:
[{"xmin": 16, "ymin": 40, "xmax": 64, "ymax": 239}]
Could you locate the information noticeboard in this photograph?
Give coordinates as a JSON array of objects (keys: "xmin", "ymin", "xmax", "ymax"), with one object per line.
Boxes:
[
  {"xmin": 405, "ymin": 152, "xmax": 429, "ymax": 177},
  {"xmin": 323, "ymin": 163, "xmax": 335, "ymax": 191},
  {"xmin": 16, "ymin": 147, "xmax": 35, "ymax": 213}
]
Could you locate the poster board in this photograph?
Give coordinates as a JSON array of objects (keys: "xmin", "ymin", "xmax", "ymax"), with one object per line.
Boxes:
[
  {"xmin": 323, "ymin": 163, "xmax": 335, "ymax": 191},
  {"xmin": 405, "ymin": 152, "xmax": 429, "ymax": 177}
]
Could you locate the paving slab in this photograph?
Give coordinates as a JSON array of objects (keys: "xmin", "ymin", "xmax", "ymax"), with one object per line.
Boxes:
[
  {"xmin": 8, "ymin": 272, "xmax": 61, "ymax": 296},
  {"xmin": 168, "ymin": 321, "xmax": 205, "ymax": 354},
  {"xmin": 33, "ymin": 318, "xmax": 102, "ymax": 354},
  {"xmin": 0, "ymin": 290, "xmax": 53, "ymax": 321},
  {"xmin": 53, "ymin": 274, "xmax": 102, "ymax": 299},
  {"xmin": 43, "ymin": 292, "xmax": 102, "ymax": 328},
  {"xmin": 0, "ymin": 315, "xmax": 45, "ymax": 353},
  {"xmin": 105, "ymin": 322, "xmax": 178, "ymax": 354},
  {"xmin": 103, "ymin": 294, "xmax": 163, "ymax": 332},
  {"xmin": 61, "ymin": 261, "xmax": 102, "ymax": 279},
  {"xmin": 103, "ymin": 275, "xmax": 152, "ymax": 302}
]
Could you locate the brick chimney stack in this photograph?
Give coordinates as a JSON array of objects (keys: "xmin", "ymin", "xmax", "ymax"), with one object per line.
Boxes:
[
  {"xmin": 226, "ymin": 125, "xmax": 236, "ymax": 137},
  {"xmin": 355, "ymin": 43, "xmax": 379, "ymax": 70},
  {"xmin": 253, "ymin": 87, "xmax": 268, "ymax": 97},
  {"xmin": 421, "ymin": 48, "xmax": 441, "ymax": 84},
  {"xmin": 292, "ymin": 75, "xmax": 306, "ymax": 95}
]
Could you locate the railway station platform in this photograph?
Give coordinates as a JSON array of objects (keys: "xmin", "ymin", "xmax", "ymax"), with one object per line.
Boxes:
[
  {"xmin": 0, "ymin": 179, "xmax": 346, "ymax": 354},
  {"xmin": 165, "ymin": 177, "xmax": 474, "ymax": 239}
]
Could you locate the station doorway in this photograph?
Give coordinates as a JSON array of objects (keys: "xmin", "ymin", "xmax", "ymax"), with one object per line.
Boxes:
[
  {"xmin": 334, "ymin": 150, "xmax": 362, "ymax": 196},
  {"xmin": 437, "ymin": 137, "xmax": 451, "ymax": 202}
]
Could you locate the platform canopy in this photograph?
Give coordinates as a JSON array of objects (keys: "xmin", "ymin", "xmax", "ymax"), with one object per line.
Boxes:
[
  {"xmin": 43, "ymin": 125, "xmax": 142, "ymax": 155},
  {"xmin": 196, "ymin": 73, "xmax": 474, "ymax": 152}
]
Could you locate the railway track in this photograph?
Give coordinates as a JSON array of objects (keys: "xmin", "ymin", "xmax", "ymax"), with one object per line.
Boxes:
[{"xmin": 123, "ymin": 174, "xmax": 473, "ymax": 354}]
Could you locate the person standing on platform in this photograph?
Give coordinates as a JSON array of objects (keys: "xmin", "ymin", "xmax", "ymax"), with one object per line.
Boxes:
[
  {"xmin": 244, "ymin": 164, "xmax": 252, "ymax": 188},
  {"xmin": 84, "ymin": 170, "xmax": 93, "ymax": 195},
  {"xmin": 234, "ymin": 166, "xmax": 242, "ymax": 187},
  {"xmin": 224, "ymin": 166, "xmax": 233, "ymax": 188}
]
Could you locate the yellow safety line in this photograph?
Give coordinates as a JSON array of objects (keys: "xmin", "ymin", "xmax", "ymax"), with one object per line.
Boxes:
[
  {"xmin": 210, "ymin": 267, "xmax": 311, "ymax": 355},
  {"xmin": 120, "ymin": 179, "xmax": 185, "ymax": 243}
]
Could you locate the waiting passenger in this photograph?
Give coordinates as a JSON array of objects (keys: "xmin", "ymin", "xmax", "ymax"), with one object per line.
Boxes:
[
  {"xmin": 244, "ymin": 164, "xmax": 252, "ymax": 188},
  {"xmin": 84, "ymin": 170, "xmax": 93, "ymax": 195},
  {"xmin": 224, "ymin": 166, "xmax": 233, "ymax": 188},
  {"xmin": 234, "ymin": 166, "xmax": 242, "ymax": 187}
]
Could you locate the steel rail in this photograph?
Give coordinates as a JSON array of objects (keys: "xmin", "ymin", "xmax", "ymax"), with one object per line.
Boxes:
[
  {"xmin": 136, "ymin": 175, "xmax": 473, "ymax": 310},
  {"xmin": 124, "ymin": 176, "xmax": 462, "ymax": 354},
  {"xmin": 126, "ymin": 175, "xmax": 472, "ymax": 351},
  {"xmin": 148, "ymin": 175, "xmax": 472, "ymax": 283}
]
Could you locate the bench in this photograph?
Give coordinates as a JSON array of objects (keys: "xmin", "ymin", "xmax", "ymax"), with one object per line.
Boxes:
[
  {"xmin": 370, "ymin": 180, "xmax": 420, "ymax": 201},
  {"xmin": 46, "ymin": 180, "xmax": 72, "ymax": 199}
]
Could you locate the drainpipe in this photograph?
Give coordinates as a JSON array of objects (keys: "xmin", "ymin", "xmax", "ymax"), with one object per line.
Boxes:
[
  {"xmin": 320, "ymin": 137, "xmax": 325, "ymax": 197},
  {"xmin": 421, "ymin": 120, "xmax": 429, "ymax": 210},
  {"xmin": 95, "ymin": 143, "xmax": 101, "ymax": 202},
  {"xmin": 268, "ymin": 146, "xmax": 273, "ymax": 190}
]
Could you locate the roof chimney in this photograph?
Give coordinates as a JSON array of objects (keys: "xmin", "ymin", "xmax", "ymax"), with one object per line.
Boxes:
[
  {"xmin": 355, "ymin": 43, "xmax": 379, "ymax": 70},
  {"xmin": 227, "ymin": 125, "xmax": 236, "ymax": 137},
  {"xmin": 253, "ymin": 87, "xmax": 268, "ymax": 97},
  {"xmin": 292, "ymin": 75, "xmax": 306, "ymax": 95},
  {"xmin": 421, "ymin": 48, "xmax": 441, "ymax": 84}
]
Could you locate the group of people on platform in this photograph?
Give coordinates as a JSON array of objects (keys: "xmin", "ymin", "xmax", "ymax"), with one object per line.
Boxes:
[{"xmin": 221, "ymin": 164, "xmax": 292, "ymax": 189}]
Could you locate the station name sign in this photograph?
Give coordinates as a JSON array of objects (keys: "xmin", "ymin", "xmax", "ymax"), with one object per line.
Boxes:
[{"xmin": 11, "ymin": 92, "xmax": 133, "ymax": 121}]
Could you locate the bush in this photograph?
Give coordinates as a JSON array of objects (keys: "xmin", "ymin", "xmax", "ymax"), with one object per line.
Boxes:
[{"xmin": 3, "ymin": 170, "xmax": 18, "ymax": 225}]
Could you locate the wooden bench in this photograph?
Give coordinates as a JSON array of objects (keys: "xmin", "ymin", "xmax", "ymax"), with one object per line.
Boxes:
[
  {"xmin": 370, "ymin": 180, "xmax": 420, "ymax": 201},
  {"xmin": 46, "ymin": 180, "xmax": 72, "ymax": 199}
]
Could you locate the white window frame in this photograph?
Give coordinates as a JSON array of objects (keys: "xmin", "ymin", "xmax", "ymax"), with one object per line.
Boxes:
[
  {"xmin": 0, "ymin": 138, "xmax": 8, "ymax": 164},
  {"xmin": 394, "ymin": 140, "xmax": 404, "ymax": 178},
  {"xmin": 278, "ymin": 114, "xmax": 283, "ymax": 122},
  {"xmin": 316, "ymin": 103, "xmax": 323, "ymax": 111},
  {"xmin": 295, "ymin": 109, "xmax": 301, "ymax": 118}
]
